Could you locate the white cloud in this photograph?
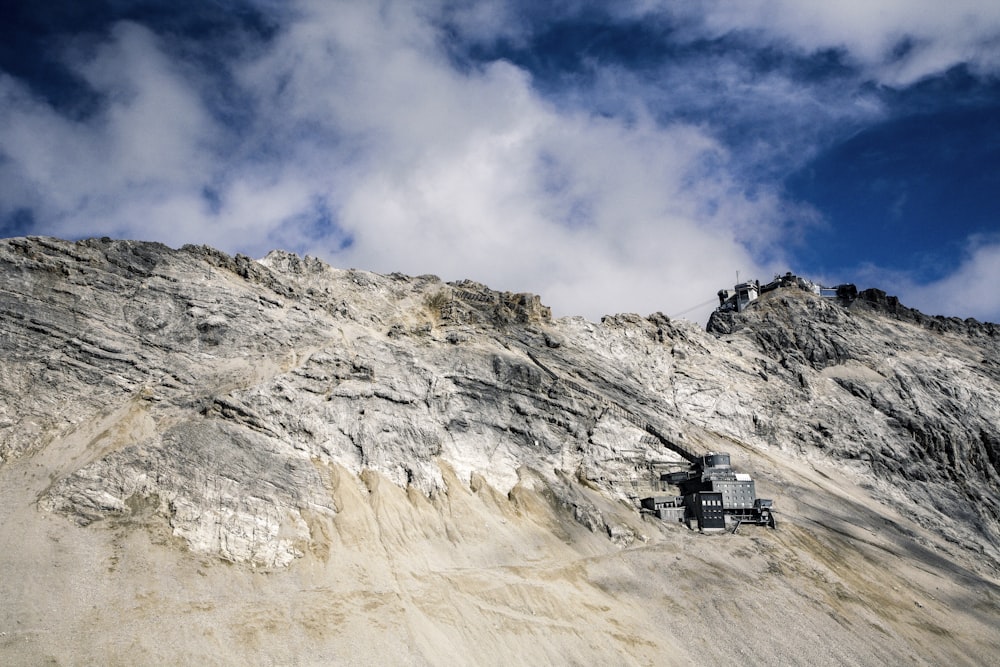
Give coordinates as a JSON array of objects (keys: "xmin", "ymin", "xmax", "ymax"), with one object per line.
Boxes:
[
  {"xmin": 0, "ymin": 22, "xmax": 219, "ymax": 236},
  {"xmin": 8, "ymin": 0, "xmax": 994, "ymax": 324},
  {"xmin": 0, "ymin": 19, "xmax": 327, "ymax": 253},
  {"xmin": 463, "ymin": 0, "xmax": 1000, "ymax": 87},
  {"xmin": 73, "ymin": 23, "xmax": 214, "ymax": 183},
  {"xmin": 660, "ymin": 0, "xmax": 1000, "ymax": 85},
  {"xmin": 240, "ymin": 1, "xmax": 789, "ymax": 319},
  {"xmin": 0, "ymin": 0, "xmax": 812, "ymax": 323},
  {"xmin": 898, "ymin": 238, "xmax": 1000, "ymax": 322}
]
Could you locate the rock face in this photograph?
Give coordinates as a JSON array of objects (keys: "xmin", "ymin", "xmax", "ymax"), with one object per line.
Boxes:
[
  {"xmin": 2, "ymin": 236, "xmax": 999, "ymax": 665},
  {"xmin": 707, "ymin": 286, "xmax": 1000, "ymax": 550}
]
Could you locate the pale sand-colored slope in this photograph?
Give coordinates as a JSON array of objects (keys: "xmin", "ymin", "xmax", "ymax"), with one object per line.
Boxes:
[
  {"xmin": 2, "ymin": 421, "xmax": 999, "ymax": 666},
  {"xmin": 1, "ymin": 438, "xmax": 680, "ymax": 665}
]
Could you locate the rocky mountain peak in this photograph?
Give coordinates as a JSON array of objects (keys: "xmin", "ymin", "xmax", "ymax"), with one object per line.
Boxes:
[{"xmin": 2, "ymin": 237, "xmax": 999, "ymax": 665}]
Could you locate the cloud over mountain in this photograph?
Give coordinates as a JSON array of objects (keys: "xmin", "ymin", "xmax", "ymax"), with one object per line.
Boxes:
[{"xmin": 1, "ymin": 0, "xmax": 998, "ymax": 323}]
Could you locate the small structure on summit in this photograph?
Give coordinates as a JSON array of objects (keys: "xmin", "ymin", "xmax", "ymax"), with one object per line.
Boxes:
[
  {"xmin": 717, "ymin": 272, "xmax": 857, "ymax": 313},
  {"xmin": 641, "ymin": 452, "xmax": 775, "ymax": 533},
  {"xmin": 716, "ymin": 281, "xmax": 760, "ymax": 313}
]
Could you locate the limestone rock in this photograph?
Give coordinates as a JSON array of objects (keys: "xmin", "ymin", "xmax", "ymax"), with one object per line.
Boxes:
[{"xmin": 2, "ymin": 236, "xmax": 999, "ymax": 665}]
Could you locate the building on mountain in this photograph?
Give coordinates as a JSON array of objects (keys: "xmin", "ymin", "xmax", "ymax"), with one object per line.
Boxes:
[
  {"xmin": 717, "ymin": 272, "xmax": 857, "ymax": 313},
  {"xmin": 640, "ymin": 495, "xmax": 687, "ymax": 523},
  {"xmin": 716, "ymin": 281, "xmax": 760, "ymax": 313},
  {"xmin": 642, "ymin": 452, "xmax": 775, "ymax": 532}
]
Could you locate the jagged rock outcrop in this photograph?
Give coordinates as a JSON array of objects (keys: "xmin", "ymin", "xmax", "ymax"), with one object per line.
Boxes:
[
  {"xmin": 2, "ymin": 237, "xmax": 676, "ymax": 566},
  {"xmin": 707, "ymin": 286, "xmax": 1000, "ymax": 553},
  {"xmin": 2, "ymin": 237, "xmax": 999, "ymax": 665}
]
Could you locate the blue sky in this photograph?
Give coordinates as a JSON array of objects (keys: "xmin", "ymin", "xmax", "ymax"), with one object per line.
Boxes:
[{"xmin": 2, "ymin": 1, "xmax": 999, "ymax": 324}]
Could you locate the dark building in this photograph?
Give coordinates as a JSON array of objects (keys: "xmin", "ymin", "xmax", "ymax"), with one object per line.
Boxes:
[
  {"xmin": 643, "ymin": 452, "xmax": 775, "ymax": 532},
  {"xmin": 690, "ymin": 491, "xmax": 725, "ymax": 530}
]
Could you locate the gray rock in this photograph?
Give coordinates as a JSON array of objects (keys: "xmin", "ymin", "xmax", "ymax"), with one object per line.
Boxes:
[{"xmin": 2, "ymin": 236, "xmax": 999, "ymax": 573}]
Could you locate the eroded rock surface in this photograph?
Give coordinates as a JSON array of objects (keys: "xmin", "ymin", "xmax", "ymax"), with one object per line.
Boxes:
[
  {"xmin": 2, "ymin": 237, "xmax": 999, "ymax": 665},
  {"xmin": 708, "ymin": 285, "xmax": 1000, "ymax": 555}
]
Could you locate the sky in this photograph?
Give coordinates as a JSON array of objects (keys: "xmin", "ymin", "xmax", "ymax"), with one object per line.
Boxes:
[{"xmin": 1, "ymin": 1, "xmax": 999, "ymax": 325}]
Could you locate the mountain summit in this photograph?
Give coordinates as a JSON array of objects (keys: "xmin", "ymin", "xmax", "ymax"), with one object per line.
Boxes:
[{"xmin": 2, "ymin": 237, "xmax": 998, "ymax": 665}]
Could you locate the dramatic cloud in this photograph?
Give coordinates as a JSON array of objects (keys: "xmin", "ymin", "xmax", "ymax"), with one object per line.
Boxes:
[
  {"xmin": 659, "ymin": 0, "xmax": 1000, "ymax": 85},
  {"xmin": 0, "ymin": 22, "xmax": 227, "ymax": 241},
  {"xmin": 265, "ymin": 1, "xmax": 808, "ymax": 319},
  {"xmin": 1, "ymin": 0, "xmax": 998, "ymax": 323},
  {"xmin": 1, "ymin": 0, "xmax": 791, "ymax": 322}
]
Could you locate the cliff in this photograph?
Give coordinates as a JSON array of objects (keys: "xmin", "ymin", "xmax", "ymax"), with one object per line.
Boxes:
[{"xmin": 1, "ymin": 237, "xmax": 998, "ymax": 665}]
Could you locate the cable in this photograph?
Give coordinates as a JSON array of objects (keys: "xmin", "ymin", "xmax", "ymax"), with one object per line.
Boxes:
[{"xmin": 669, "ymin": 297, "xmax": 718, "ymax": 319}]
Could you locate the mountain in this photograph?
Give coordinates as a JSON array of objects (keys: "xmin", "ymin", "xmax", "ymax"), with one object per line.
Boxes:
[{"xmin": 1, "ymin": 236, "xmax": 998, "ymax": 665}]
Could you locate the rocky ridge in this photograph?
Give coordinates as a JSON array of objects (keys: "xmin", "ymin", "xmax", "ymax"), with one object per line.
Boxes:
[
  {"xmin": 708, "ymin": 286, "xmax": 1000, "ymax": 553},
  {"xmin": 2, "ymin": 236, "xmax": 999, "ymax": 665}
]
